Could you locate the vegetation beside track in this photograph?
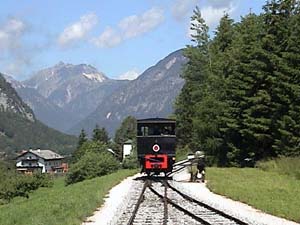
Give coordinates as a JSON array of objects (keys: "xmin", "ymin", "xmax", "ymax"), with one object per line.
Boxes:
[
  {"xmin": 206, "ymin": 167, "xmax": 300, "ymax": 222},
  {"xmin": 0, "ymin": 169, "xmax": 137, "ymax": 225}
]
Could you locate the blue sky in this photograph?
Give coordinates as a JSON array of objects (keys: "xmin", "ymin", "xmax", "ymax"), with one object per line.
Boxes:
[{"xmin": 0, "ymin": 0, "xmax": 265, "ymax": 80}]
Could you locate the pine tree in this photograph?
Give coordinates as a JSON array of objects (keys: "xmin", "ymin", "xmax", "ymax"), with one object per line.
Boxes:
[
  {"xmin": 192, "ymin": 14, "xmax": 236, "ymax": 165},
  {"xmin": 272, "ymin": 0, "xmax": 300, "ymax": 156},
  {"xmin": 78, "ymin": 129, "xmax": 88, "ymax": 148},
  {"xmin": 92, "ymin": 125, "xmax": 109, "ymax": 144},
  {"xmin": 262, "ymin": 0, "xmax": 299, "ymax": 156},
  {"xmin": 175, "ymin": 7, "xmax": 211, "ymax": 151},
  {"xmin": 114, "ymin": 116, "xmax": 137, "ymax": 159},
  {"xmin": 72, "ymin": 129, "xmax": 88, "ymax": 163},
  {"xmin": 220, "ymin": 13, "xmax": 275, "ymax": 164}
]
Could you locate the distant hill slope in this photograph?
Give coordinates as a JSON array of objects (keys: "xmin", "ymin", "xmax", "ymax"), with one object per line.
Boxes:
[
  {"xmin": 14, "ymin": 63, "xmax": 129, "ymax": 132},
  {"xmin": 70, "ymin": 49, "xmax": 187, "ymax": 135},
  {"xmin": 0, "ymin": 73, "xmax": 77, "ymax": 157}
]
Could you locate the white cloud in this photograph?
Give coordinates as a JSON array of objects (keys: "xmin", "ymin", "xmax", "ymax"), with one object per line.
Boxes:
[
  {"xmin": 208, "ymin": 0, "xmax": 235, "ymax": 8},
  {"xmin": 171, "ymin": 0, "xmax": 198, "ymax": 21},
  {"xmin": 58, "ymin": 13, "xmax": 98, "ymax": 47},
  {"xmin": 91, "ymin": 27, "xmax": 122, "ymax": 48},
  {"xmin": 201, "ymin": 4, "xmax": 236, "ymax": 28},
  {"xmin": 119, "ymin": 7, "xmax": 164, "ymax": 39},
  {"xmin": 91, "ymin": 7, "xmax": 164, "ymax": 48},
  {"xmin": 0, "ymin": 17, "xmax": 31, "ymax": 76},
  {"xmin": 187, "ymin": 1, "xmax": 237, "ymax": 38},
  {"xmin": 118, "ymin": 69, "xmax": 140, "ymax": 80},
  {"xmin": 0, "ymin": 18, "xmax": 26, "ymax": 50}
]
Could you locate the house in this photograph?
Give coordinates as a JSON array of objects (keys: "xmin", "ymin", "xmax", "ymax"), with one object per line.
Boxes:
[
  {"xmin": 123, "ymin": 139, "xmax": 133, "ymax": 159},
  {"xmin": 16, "ymin": 149, "xmax": 65, "ymax": 174}
]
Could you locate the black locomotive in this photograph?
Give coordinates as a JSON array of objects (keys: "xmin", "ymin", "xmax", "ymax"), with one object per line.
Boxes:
[{"xmin": 137, "ymin": 118, "xmax": 176, "ymax": 175}]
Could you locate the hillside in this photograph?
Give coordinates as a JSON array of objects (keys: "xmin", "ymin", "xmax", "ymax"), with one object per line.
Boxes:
[
  {"xmin": 0, "ymin": 73, "xmax": 77, "ymax": 157},
  {"xmin": 70, "ymin": 49, "xmax": 186, "ymax": 135}
]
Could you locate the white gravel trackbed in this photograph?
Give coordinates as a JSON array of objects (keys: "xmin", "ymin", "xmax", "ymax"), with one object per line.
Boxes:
[{"xmin": 82, "ymin": 169, "xmax": 299, "ymax": 225}]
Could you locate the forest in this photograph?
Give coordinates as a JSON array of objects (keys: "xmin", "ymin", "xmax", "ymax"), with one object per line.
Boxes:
[{"xmin": 175, "ymin": 0, "xmax": 300, "ymax": 166}]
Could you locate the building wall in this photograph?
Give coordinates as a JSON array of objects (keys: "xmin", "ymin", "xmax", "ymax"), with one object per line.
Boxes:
[
  {"xmin": 45, "ymin": 159, "xmax": 63, "ymax": 173},
  {"xmin": 16, "ymin": 152, "xmax": 63, "ymax": 173},
  {"xmin": 16, "ymin": 152, "xmax": 45, "ymax": 172},
  {"xmin": 123, "ymin": 144, "xmax": 132, "ymax": 158}
]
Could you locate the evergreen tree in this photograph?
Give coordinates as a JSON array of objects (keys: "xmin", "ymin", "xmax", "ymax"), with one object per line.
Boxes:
[
  {"xmin": 267, "ymin": 0, "xmax": 300, "ymax": 156},
  {"xmin": 78, "ymin": 129, "xmax": 88, "ymax": 148},
  {"xmin": 175, "ymin": 7, "xmax": 211, "ymax": 151},
  {"xmin": 114, "ymin": 116, "xmax": 137, "ymax": 158},
  {"xmin": 211, "ymin": 14, "xmax": 235, "ymax": 80},
  {"xmin": 257, "ymin": 0, "xmax": 293, "ymax": 156},
  {"xmin": 191, "ymin": 14, "xmax": 236, "ymax": 165},
  {"xmin": 72, "ymin": 129, "xmax": 88, "ymax": 163},
  {"xmin": 221, "ymin": 13, "xmax": 276, "ymax": 164},
  {"xmin": 175, "ymin": 1, "xmax": 300, "ymax": 165},
  {"xmin": 92, "ymin": 125, "xmax": 109, "ymax": 144}
]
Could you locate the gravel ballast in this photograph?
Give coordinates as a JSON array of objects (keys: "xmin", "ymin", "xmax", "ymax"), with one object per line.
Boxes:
[{"xmin": 83, "ymin": 169, "xmax": 298, "ymax": 225}]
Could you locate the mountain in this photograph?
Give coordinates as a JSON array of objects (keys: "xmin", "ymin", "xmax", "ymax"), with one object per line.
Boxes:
[
  {"xmin": 0, "ymin": 73, "xmax": 77, "ymax": 157},
  {"xmin": 5, "ymin": 75, "xmax": 77, "ymax": 131},
  {"xmin": 21, "ymin": 62, "xmax": 129, "ymax": 131},
  {"xmin": 70, "ymin": 49, "xmax": 187, "ymax": 135}
]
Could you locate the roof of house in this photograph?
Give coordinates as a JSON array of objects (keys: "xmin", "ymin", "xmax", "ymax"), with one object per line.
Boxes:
[
  {"xmin": 17, "ymin": 149, "xmax": 64, "ymax": 160},
  {"xmin": 124, "ymin": 139, "xmax": 133, "ymax": 144},
  {"xmin": 137, "ymin": 118, "xmax": 176, "ymax": 124}
]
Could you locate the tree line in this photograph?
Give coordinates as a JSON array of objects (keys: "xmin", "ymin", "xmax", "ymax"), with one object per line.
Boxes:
[
  {"xmin": 66, "ymin": 116, "xmax": 137, "ymax": 184},
  {"xmin": 175, "ymin": 0, "xmax": 300, "ymax": 166}
]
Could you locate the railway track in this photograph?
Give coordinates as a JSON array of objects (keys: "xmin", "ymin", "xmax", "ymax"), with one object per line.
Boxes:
[{"xmin": 117, "ymin": 178, "xmax": 249, "ymax": 225}]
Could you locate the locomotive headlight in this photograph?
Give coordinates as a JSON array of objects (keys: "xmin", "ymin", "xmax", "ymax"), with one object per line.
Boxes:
[{"xmin": 152, "ymin": 144, "xmax": 160, "ymax": 152}]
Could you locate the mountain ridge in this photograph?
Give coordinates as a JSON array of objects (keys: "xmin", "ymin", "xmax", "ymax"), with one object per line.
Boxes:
[
  {"xmin": 5, "ymin": 49, "xmax": 186, "ymax": 136},
  {"xmin": 70, "ymin": 49, "xmax": 186, "ymax": 135},
  {"xmin": 0, "ymin": 73, "xmax": 77, "ymax": 157}
]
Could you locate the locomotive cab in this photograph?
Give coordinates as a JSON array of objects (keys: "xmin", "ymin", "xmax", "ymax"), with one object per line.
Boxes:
[{"xmin": 137, "ymin": 118, "xmax": 176, "ymax": 175}]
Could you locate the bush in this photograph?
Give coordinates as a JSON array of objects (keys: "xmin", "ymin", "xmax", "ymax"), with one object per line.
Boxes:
[
  {"xmin": 122, "ymin": 154, "xmax": 139, "ymax": 169},
  {"xmin": 0, "ymin": 169, "xmax": 53, "ymax": 204},
  {"xmin": 176, "ymin": 145, "xmax": 191, "ymax": 162},
  {"xmin": 256, "ymin": 159, "xmax": 278, "ymax": 171},
  {"xmin": 256, "ymin": 157, "xmax": 300, "ymax": 179},
  {"xmin": 66, "ymin": 151, "xmax": 120, "ymax": 185},
  {"xmin": 72, "ymin": 141, "xmax": 108, "ymax": 163}
]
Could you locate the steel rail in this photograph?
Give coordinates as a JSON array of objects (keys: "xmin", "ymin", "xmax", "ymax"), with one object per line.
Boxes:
[
  {"xmin": 166, "ymin": 181, "xmax": 249, "ymax": 225},
  {"xmin": 148, "ymin": 185, "xmax": 212, "ymax": 225},
  {"xmin": 126, "ymin": 180, "xmax": 149, "ymax": 225},
  {"xmin": 162, "ymin": 180, "xmax": 168, "ymax": 225},
  {"xmin": 166, "ymin": 165, "xmax": 186, "ymax": 176}
]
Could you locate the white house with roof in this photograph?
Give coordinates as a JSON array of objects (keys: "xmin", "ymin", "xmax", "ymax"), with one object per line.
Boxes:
[{"xmin": 16, "ymin": 149, "xmax": 64, "ymax": 174}]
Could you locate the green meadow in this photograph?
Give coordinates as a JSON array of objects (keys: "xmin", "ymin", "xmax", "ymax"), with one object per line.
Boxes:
[
  {"xmin": 207, "ymin": 166, "xmax": 300, "ymax": 222},
  {"xmin": 0, "ymin": 169, "xmax": 137, "ymax": 225}
]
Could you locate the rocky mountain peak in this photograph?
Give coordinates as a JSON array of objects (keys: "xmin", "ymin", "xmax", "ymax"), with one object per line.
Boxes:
[{"xmin": 0, "ymin": 73, "xmax": 35, "ymax": 122}]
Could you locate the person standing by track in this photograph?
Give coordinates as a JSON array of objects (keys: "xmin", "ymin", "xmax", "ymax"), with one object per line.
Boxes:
[{"xmin": 196, "ymin": 152, "xmax": 205, "ymax": 182}]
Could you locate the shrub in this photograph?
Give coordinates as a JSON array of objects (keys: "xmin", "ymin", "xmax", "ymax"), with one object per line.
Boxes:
[
  {"xmin": 0, "ymin": 169, "xmax": 53, "ymax": 204},
  {"xmin": 122, "ymin": 154, "xmax": 139, "ymax": 169},
  {"xmin": 66, "ymin": 151, "xmax": 120, "ymax": 185},
  {"xmin": 256, "ymin": 157, "xmax": 300, "ymax": 179},
  {"xmin": 176, "ymin": 145, "xmax": 191, "ymax": 161},
  {"xmin": 255, "ymin": 159, "xmax": 278, "ymax": 171},
  {"xmin": 72, "ymin": 141, "xmax": 109, "ymax": 163}
]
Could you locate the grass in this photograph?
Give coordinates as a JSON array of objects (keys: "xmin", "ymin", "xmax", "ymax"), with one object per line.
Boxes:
[
  {"xmin": 206, "ymin": 167, "xmax": 300, "ymax": 222},
  {"xmin": 256, "ymin": 157, "xmax": 300, "ymax": 179},
  {"xmin": 0, "ymin": 169, "xmax": 137, "ymax": 225}
]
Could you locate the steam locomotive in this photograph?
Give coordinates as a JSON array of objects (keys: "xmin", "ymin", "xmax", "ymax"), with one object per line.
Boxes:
[{"xmin": 136, "ymin": 118, "xmax": 176, "ymax": 175}]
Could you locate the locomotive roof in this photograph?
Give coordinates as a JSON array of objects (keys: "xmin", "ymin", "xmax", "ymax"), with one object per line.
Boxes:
[{"xmin": 137, "ymin": 118, "xmax": 176, "ymax": 123}]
